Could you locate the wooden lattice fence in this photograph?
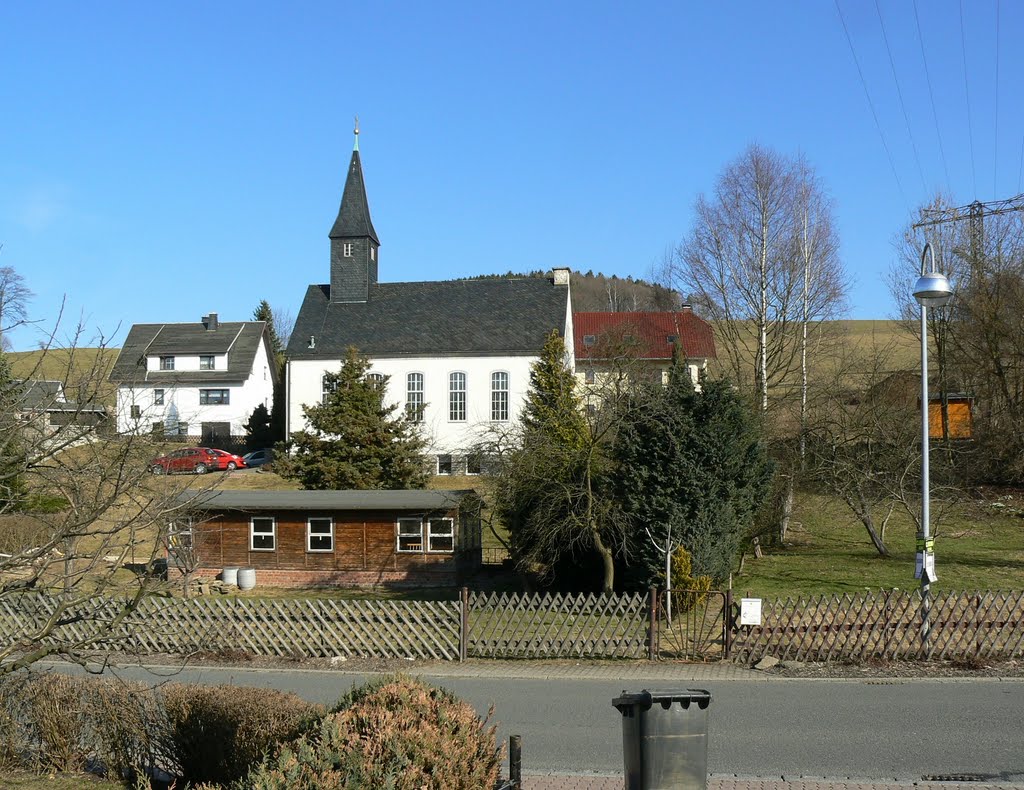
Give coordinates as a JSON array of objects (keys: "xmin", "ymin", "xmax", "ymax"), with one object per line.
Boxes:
[
  {"xmin": 731, "ymin": 590, "xmax": 1024, "ymax": 663},
  {"xmin": 467, "ymin": 591, "xmax": 649, "ymax": 658},
  {"xmin": 0, "ymin": 594, "xmax": 463, "ymax": 661}
]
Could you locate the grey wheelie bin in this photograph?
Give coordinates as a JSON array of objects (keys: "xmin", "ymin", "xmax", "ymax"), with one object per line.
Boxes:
[{"xmin": 612, "ymin": 688, "xmax": 712, "ymax": 790}]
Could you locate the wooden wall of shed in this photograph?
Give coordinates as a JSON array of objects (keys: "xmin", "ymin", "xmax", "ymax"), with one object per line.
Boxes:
[{"xmin": 193, "ymin": 508, "xmax": 460, "ymax": 577}]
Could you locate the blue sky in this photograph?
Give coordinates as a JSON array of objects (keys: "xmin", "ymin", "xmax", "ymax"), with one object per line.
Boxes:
[{"xmin": 1, "ymin": 0, "xmax": 1019, "ymax": 351}]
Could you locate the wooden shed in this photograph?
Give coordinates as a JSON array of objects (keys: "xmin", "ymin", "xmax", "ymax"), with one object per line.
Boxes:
[{"xmin": 170, "ymin": 490, "xmax": 482, "ymax": 588}]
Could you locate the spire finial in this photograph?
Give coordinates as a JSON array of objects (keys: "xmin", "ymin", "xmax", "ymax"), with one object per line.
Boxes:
[{"xmin": 353, "ymin": 115, "xmax": 360, "ymax": 151}]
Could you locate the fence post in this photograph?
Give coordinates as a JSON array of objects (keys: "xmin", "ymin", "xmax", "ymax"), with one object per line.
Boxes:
[
  {"xmin": 647, "ymin": 587, "xmax": 658, "ymax": 660},
  {"xmin": 724, "ymin": 589, "xmax": 733, "ymax": 660},
  {"xmin": 459, "ymin": 586, "xmax": 469, "ymax": 662},
  {"xmin": 509, "ymin": 734, "xmax": 522, "ymax": 790}
]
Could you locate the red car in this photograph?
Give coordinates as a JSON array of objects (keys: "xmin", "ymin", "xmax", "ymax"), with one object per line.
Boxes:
[
  {"xmin": 150, "ymin": 447, "xmax": 227, "ymax": 475},
  {"xmin": 206, "ymin": 448, "xmax": 247, "ymax": 470}
]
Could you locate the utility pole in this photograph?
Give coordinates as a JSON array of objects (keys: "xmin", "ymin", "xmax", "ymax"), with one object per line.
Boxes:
[{"xmin": 913, "ymin": 193, "xmax": 1024, "ymax": 280}]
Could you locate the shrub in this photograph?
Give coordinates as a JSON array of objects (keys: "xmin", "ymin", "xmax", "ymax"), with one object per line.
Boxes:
[
  {"xmin": 24, "ymin": 673, "xmax": 89, "ymax": 773},
  {"xmin": 670, "ymin": 546, "xmax": 713, "ymax": 613},
  {"xmin": 161, "ymin": 683, "xmax": 323, "ymax": 786},
  {"xmin": 245, "ymin": 675, "xmax": 500, "ymax": 790},
  {"xmin": 83, "ymin": 678, "xmax": 169, "ymax": 783}
]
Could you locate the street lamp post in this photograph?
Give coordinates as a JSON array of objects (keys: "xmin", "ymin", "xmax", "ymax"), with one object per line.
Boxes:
[{"xmin": 912, "ymin": 242, "xmax": 953, "ymax": 650}]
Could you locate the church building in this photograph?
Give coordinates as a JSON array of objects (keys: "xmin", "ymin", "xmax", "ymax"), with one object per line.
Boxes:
[{"xmin": 285, "ymin": 131, "xmax": 573, "ymax": 475}]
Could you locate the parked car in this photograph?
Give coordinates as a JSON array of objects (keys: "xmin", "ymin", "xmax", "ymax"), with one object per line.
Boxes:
[
  {"xmin": 149, "ymin": 447, "xmax": 226, "ymax": 475},
  {"xmin": 242, "ymin": 448, "xmax": 275, "ymax": 468},
  {"xmin": 206, "ymin": 448, "xmax": 247, "ymax": 470}
]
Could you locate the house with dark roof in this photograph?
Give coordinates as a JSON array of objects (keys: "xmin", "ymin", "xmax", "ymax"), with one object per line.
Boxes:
[
  {"xmin": 574, "ymin": 309, "xmax": 717, "ymax": 390},
  {"xmin": 108, "ymin": 314, "xmax": 277, "ymax": 445},
  {"xmin": 15, "ymin": 379, "xmax": 108, "ymax": 443},
  {"xmin": 286, "ymin": 131, "xmax": 573, "ymax": 475}
]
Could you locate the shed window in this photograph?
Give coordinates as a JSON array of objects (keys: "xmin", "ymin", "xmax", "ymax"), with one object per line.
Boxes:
[
  {"xmin": 397, "ymin": 518, "xmax": 423, "ymax": 553},
  {"xmin": 307, "ymin": 517, "xmax": 333, "ymax": 552},
  {"xmin": 428, "ymin": 518, "xmax": 454, "ymax": 553},
  {"xmin": 250, "ymin": 517, "xmax": 276, "ymax": 551}
]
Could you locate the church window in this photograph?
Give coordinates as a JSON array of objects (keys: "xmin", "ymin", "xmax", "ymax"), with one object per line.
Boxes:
[
  {"xmin": 406, "ymin": 373, "xmax": 424, "ymax": 421},
  {"xmin": 490, "ymin": 371, "xmax": 509, "ymax": 421},
  {"xmin": 448, "ymin": 372, "xmax": 466, "ymax": 421}
]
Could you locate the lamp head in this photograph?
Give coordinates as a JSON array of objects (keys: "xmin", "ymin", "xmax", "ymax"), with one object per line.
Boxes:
[{"xmin": 913, "ymin": 271, "xmax": 953, "ymax": 307}]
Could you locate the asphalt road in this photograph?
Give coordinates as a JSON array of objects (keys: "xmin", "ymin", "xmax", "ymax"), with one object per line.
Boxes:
[{"xmin": 56, "ymin": 664, "xmax": 1024, "ymax": 781}]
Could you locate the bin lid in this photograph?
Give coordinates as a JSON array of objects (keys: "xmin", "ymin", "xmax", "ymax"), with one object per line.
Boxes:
[{"xmin": 612, "ymin": 688, "xmax": 712, "ymax": 712}]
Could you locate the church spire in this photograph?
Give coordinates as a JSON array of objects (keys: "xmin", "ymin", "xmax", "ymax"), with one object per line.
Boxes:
[{"xmin": 329, "ymin": 120, "xmax": 380, "ymax": 302}]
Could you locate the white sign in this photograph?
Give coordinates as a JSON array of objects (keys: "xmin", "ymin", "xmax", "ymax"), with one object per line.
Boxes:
[{"xmin": 740, "ymin": 598, "xmax": 762, "ymax": 626}]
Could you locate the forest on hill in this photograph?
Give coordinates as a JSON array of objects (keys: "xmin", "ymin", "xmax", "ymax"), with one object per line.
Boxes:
[{"xmin": 462, "ymin": 270, "xmax": 680, "ymax": 312}]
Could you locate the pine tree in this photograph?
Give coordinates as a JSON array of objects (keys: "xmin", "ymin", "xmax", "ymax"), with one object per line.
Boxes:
[
  {"xmin": 243, "ymin": 403, "xmax": 275, "ymax": 452},
  {"xmin": 492, "ymin": 331, "xmax": 625, "ymax": 591},
  {"xmin": 275, "ymin": 348, "xmax": 428, "ymax": 490},
  {"xmin": 253, "ymin": 300, "xmax": 287, "ymax": 442}
]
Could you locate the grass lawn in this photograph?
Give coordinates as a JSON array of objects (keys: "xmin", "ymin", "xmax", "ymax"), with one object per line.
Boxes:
[{"xmin": 734, "ymin": 491, "xmax": 1024, "ymax": 599}]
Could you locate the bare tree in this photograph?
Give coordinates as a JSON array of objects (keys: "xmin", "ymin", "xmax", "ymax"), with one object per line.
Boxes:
[
  {"xmin": 803, "ymin": 341, "xmax": 959, "ymax": 557},
  {"xmin": 0, "ymin": 276, "xmax": 203, "ymax": 673},
  {"xmin": 0, "ymin": 259, "xmax": 34, "ymax": 350},
  {"xmin": 891, "ymin": 196, "xmax": 1024, "ymax": 482},
  {"xmin": 669, "ymin": 145, "xmax": 846, "ymax": 418}
]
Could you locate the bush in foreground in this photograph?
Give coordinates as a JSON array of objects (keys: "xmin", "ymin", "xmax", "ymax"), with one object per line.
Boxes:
[
  {"xmin": 161, "ymin": 683, "xmax": 323, "ymax": 786},
  {"xmin": 245, "ymin": 675, "xmax": 500, "ymax": 790}
]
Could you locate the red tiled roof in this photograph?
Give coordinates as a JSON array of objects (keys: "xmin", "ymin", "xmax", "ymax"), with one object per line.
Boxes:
[{"xmin": 573, "ymin": 310, "xmax": 717, "ymax": 361}]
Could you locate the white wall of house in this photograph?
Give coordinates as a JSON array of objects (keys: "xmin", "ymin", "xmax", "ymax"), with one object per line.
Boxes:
[
  {"xmin": 288, "ymin": 354, "xmax": 538, "ymax": 457},
  {"xmin": 116, "ymin": 339, "xmax": 274, "ymax": 437}
]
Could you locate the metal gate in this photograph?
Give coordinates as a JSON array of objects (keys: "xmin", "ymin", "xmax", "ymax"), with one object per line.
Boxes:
[{"xmin": 655, "ymin": 589, "xmax": 729, "ymax": 661}]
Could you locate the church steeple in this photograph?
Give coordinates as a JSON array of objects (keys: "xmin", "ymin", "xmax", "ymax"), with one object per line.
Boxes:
[{"xmin": 329, "ymin": 119, "xmax": 379, "ymax": 303}]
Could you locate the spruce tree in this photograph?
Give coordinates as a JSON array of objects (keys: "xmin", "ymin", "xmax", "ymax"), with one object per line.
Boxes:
[
  {"xmin": 243, "ymin": 403, "xmax": 275, "ymax": 452},
  {"xmin": 275, "ymin": 348, "xmax": 428, "ymax": 490},
  {"xmin": 253, "ymin": 300, "xmax": 287, "ymax": 441}
]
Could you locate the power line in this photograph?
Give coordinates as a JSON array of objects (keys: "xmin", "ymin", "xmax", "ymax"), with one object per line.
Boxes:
[
  {"xmin": 959, "ymin": 0, "xmax": 978, "ymax": 197},
  {"xmin": 993, "ymin": 0, "xmax": 1000, "ymax": 198},
  {"xmin": 874, "ymin": 0, "xmax": 928, "ymax": 194},
  {"xmin": 834, "ymin": 0, "xmax": 911, "ymax": 214},
  {"xmin": 912, "ymin": 0, "xmax": 951, "ymax": 193}
]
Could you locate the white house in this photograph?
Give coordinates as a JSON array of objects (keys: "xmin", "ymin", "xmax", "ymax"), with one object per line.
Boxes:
[
  {"xmin": 285, "ymin": 134, "xmax": 573, "ymax": 474},
  {"xmin": 574, "ymin": 309, "xmax": 717, "ymax": 392},
  {"xmin": 108, "ymin": 314, "xmax": 277, "ymax": 446}
]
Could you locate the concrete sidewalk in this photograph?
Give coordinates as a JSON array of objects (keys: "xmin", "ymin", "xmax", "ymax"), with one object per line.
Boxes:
[
  {"xmin": 403, "ymin": 659, "xmax": 764, "ymax": 681},
  {"xmin": 520, "ymin": 776, "xmax": 1024, "ymax": 790}
]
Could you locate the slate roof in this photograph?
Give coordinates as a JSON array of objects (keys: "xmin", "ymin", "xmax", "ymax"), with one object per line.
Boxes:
[
  {"xmin": 287, "ymin": 277, "xmax": 569, "ymax": 359},
  {"xmin": 330, "ymin": 149, "xmax": 379, "ymax": 244},
  {"xmin": 16, "ymin": 380, "xmax": 63, "ymax": 407},
  {"xmin": 574, "ymin": 310, "xmax": 717, "ymax": 361},
  {"xmin": 177, "ymin": 489, "xmax": 471, "ymax": 512},
  {"xmin": 108, "ymin": 321, "xmax": 273, "ymax": 385}
]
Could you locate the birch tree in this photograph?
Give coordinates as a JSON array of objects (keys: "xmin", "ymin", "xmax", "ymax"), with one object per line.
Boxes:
[{"xmin": 669, "ymin": 145, "xmax": 845, "ymax": 420}]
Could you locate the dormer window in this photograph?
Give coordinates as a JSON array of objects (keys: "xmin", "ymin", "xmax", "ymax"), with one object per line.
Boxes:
[
  {"xmin": 159, "ymin": 356, "xmax": 175, "ymax": 371},
  {"xmin": 583, "ymin": 335, "xmax": 596, "ymax": 347},
  {"xmin": 200, "ymin": 355, "xmax": 215, "ymax": 370},
  {"xmin": 343, "ymin": 242, "xmax": 353, "ymax": 257},
  {"xmin": 667, "ymin": 335, "xmax": 678, "ymax": 344}
]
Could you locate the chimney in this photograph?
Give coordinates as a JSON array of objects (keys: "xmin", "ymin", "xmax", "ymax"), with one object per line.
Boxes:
[
  {"xmin": 552, "ymin": 267, "xmax": 570, "ymax": 286},
  {"xmin": 202, "ymin": 313, "xmax": 219, "ymax": 331}
]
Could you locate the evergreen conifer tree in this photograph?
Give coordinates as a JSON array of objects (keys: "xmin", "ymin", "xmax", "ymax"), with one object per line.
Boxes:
[
  {"xmin": 0, "ymin": 351, "xmax": 26, "ymax": 508},
  {"xmin": 243, "ymin": 403, "xmax": 275, "ymax": 452},
  {"xmin": 275, "ymin": 348, "xmax": 428, "ymax": 490},
  {"xmin": 614, "ymin": 358, "xmax": 773, "ymax": 585}
]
